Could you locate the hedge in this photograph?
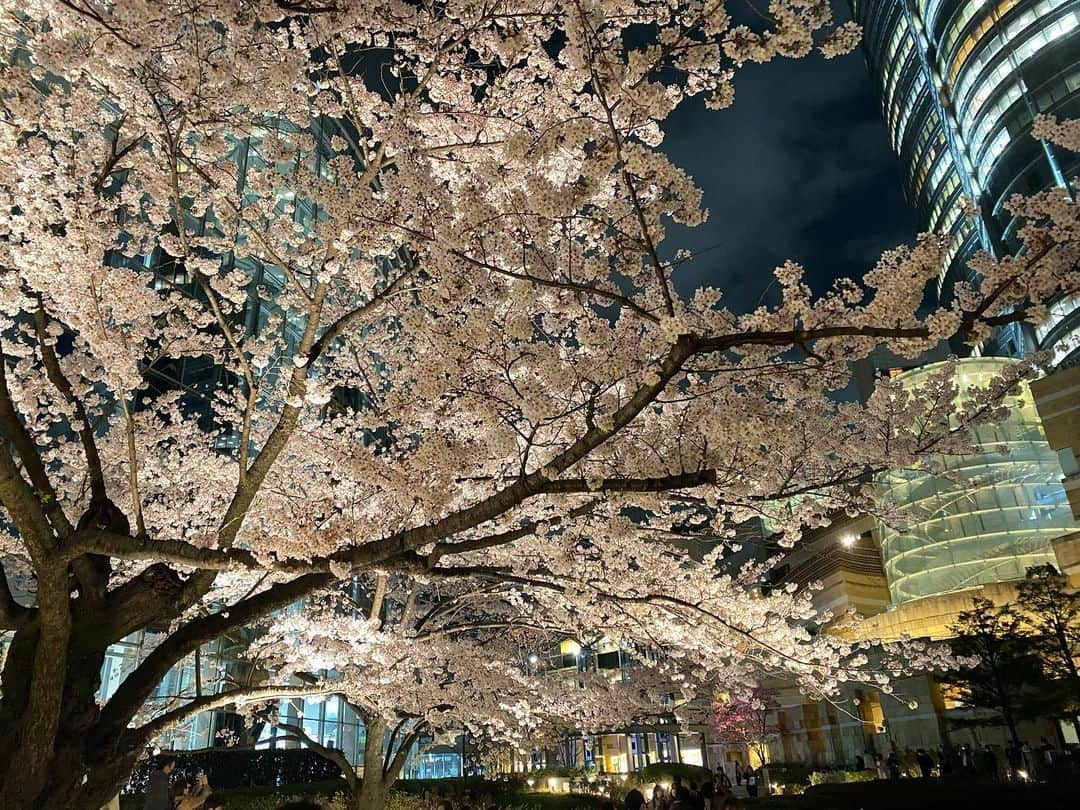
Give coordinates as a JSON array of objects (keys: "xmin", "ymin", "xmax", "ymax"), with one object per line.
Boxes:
[
  {"xmin": 120, "ymin": 783, "xmax": 611, "ymax": 810},
  {"xmin": 760, "ymin": 762, "xmax": 813, "ymax": 787},
  {"xmin": 792, "ymin": 778, "xmax": 1073, "ymax": 809},
  {"xmin": 807, "ymin": 768, "xmax": 875, "ymax": 786},
  {"xmin": 128, "ymin": 749, "xmax": 343, "ymax": 793},
  {"xmin": 119, "ymin": 778, "xmax": 347, "ymax": 810}
]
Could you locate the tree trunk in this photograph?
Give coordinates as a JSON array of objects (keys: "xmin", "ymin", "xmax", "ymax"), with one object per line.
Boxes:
[
  {"xmin": 0, "ymin": 549, "xmax": 331, "ymax": 807},
  {"xmin": 1002, "ymin": 708, "xmax": 1021, "ymax": 747},
  {"xmin": 0, "ymin": 604, "xmax": 147, "ymax": 809},
  {"xmin": 4, "ymin": 738, "xmax": 142, "ymax": 810},
  {"xmin": 350, "ymin": 776, "xmax": 391, "ymax": 810}
]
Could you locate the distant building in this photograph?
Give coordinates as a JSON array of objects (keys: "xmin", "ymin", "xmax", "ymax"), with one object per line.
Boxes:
[
  {"xmin": 850, "ymin": 0, "xmax": 1080, "ymax": 360},
  {"xmin": 517, "ymin": 637, "xmax": 707, "ymax": 777},
  {"xmin": 707, "ymin": 357, "xmax": 1080, "ymax": 773},
  {"xmin": 1031, "ymin": 363, "xmax": 1080, "ymax": 580}
]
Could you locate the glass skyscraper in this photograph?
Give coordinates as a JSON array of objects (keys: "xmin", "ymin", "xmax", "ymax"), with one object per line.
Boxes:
[{"xmin": 851, "ymin": 0, "xmax": 1080, "ymax": 364}]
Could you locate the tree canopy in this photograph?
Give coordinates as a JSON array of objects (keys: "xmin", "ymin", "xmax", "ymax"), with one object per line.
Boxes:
[{"xmin": 0, "ymin": 2, "xmax": 1077, "ymax": 808}]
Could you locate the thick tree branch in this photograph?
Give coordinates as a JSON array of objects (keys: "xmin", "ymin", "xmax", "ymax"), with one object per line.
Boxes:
[
  {"xmin": 388, "ymin": 720, "xmax": 428, "ymax": 778},
  {"xmin": 381, "ymin": 715, "xmax": 411, "ymax": 776},
  {"xmin": 97, "ymin": 572, "xmax": 333, "ymax": 738},
  {"xmin": 31, "ymin": 303, "xmax": 108, "ymax": 504},
  {"xmin": 69, "ymin": 529, "xmax": 259, "ymax": 569},
  {"xmin": 0, "ymin": 425, "xmax": 59, "ymax": 559},
  {"xmin": 274, "ymin": 720, "xmax": 357, "ymax": 787},
  {"xmin": 132, "ymin": 685, "xmax": 335, "ymax": 746},
  {"xmin": 0, "ymin": 341, "xmax": 72, "ymax": 538}
]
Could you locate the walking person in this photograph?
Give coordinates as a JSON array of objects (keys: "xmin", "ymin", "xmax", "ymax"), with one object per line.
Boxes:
[
  {"xmin": 979, "ymin": 744, "xmax": 998, "ymax": 781},
  {"xmin": 688, "ymin": 781, "xmax": 705, "ymax": 810},
  {"xmin": 1006, "ymin": 740, "xmax": 1023, "ymax": 780},
  {"xmin": 743, "ymin": 766, "xmax": 758, "ymax": 797},
  {"xmin": 937, "ymin": 744, "xmax": 952, "ymax": 777},
  {"xmin": 886, "ymin": 751, "xmax": 901, "ymax": 780},
  {"xmin": 670, "ymin": 784, "xmax": 694, "ymax": 810},
  {"xmin": 916, "ymin": 748, "xmax": 934, "ymax": 777},
  {"xmin": 1021, "ymin": 740, "xmax": 1036, "ymax": 779},
  {"xmin": 875, "ymin": 755, "xmax": 887, "ymax": 779},
  {"xmin": 717, "ymin": 769, "xmax": 731, "ymax": 791},
  {"xmin": 1040, "ymin": 736, "xmax": 1055, "ymax": 770},
  {"xmin": 142, "ymin": 757, "xmax": 176, "ymax": 810}
]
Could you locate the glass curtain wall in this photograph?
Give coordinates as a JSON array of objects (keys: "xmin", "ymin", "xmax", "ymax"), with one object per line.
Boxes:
[{"xmin": 876, "ymin": 358, "xmax": 1076, "ymax": 602}]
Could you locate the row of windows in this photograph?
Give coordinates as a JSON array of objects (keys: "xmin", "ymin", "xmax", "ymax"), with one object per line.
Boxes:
[
  {"xmin": 935, "ymin": 220, "xmax": 978, "ymax": 296},
  {"xmin": 955, "ymin": 7, "xmax": 1079, "ymax": 121},
  {"xmin": 1035, "ymin": 295, "xmax": 1080, "ymax": 342},
  {"xmin": 884, "ymin": 37, "xmax": 918, "ymax": 140},
  {"xmin": 920, "ymin": 0, "xmax": 952, "ymax": 34},
  {"xmin": 970, "ymin": 66, "xmax": 1080, "ymax": 185},
  {"xmin": 942, "ymin": 0, "xmax": 1021, "ymax": 84},
  {"xmin": 892, "ymin": 74, "xmax": 930, "ymax": 152},
  {"xmin": 928, "ymin": 175, "xmax": 964, "ymax": 232},
  {"xmin": 907, "ymin": 105, "xmax": 947, "ymax": 196},
  {"xmin": 919, "ymin": 147, "xmax": 958, "ymax": 212},
  {"xmin": 968, "ymin": 79, "xmax": 1026, "ymax": 157},
  {"xmin": 913, "ymin": 139, "xmax": 949, "ymax": 201},
  {"xmin": 862, "ymin": 1, "xmax": 905, "ymax": 62}
]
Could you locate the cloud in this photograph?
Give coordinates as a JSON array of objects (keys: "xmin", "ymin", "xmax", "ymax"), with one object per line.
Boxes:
[{"xmin": 659, "ymin": 48, "xmax": 919, "ymax": 313}]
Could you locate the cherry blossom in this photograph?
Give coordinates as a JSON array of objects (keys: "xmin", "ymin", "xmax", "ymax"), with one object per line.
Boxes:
[{"xmin": 0, "ymin": 2, "xmax": 1077, "ymax": 809}]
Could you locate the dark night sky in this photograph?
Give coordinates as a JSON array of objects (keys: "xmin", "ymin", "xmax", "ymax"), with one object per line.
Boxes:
[{"xmin": 661, "ymin": 28, "xmax": 921, "ymax": 313}]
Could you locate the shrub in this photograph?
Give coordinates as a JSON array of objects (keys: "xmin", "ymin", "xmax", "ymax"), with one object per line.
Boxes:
[
  {"xmin": 808, "ymin": 769, "xmax": 875, "ymax": 786},
  {"xmin": 761, "ymin": 762, "xmax": 813, "ymax": 787}
]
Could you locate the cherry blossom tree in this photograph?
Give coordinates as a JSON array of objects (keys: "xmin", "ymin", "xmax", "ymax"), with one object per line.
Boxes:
[
  {"xmin": 0, "ymin": 1, "xmax": 1077, "ymax": 808},
  {"xmin": 241, "ymin": 593, "xmax": 674, "ymax": 810},
  {"xmin": 712, "ymin": 686, "xmax": 780, "ymax": 771}
]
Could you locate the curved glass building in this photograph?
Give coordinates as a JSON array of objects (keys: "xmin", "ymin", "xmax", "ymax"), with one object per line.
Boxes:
[
  {"xmin": 850, "ymin": 0, "xmax": 1080, "ymax": 362},
  {"xmin": 876, "ymin": 358, "xmax": 1076, "ymax": 603}
]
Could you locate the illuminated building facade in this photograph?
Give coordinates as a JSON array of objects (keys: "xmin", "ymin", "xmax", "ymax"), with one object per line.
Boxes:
[
  {"xmin": 516, "ymin": 638, "xmax": 706, "ymax": 778},
  {"xmin": 850, "ymin": 0, "xmax": 1080, "ymax": 360},
  {"xmin": 875, "ymin": 358, "xmax": 1076, "ymax": 602},
  {"xmin": 732, "ymin": 357, "xmax": 1080, "ymax": 771}
]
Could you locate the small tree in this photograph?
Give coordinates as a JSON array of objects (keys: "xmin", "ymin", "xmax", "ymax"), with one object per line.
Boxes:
[
  {"xmin": 1016, "ymin": 565, "xmax": 1080, "ymax": 737},
  {"xmin": 712, "ymin": 687, "xmax": 780, "ymax": 776},
  {"xmin": 944, "ymin": 596, "xmax": 1043, "ymax": 745}
]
